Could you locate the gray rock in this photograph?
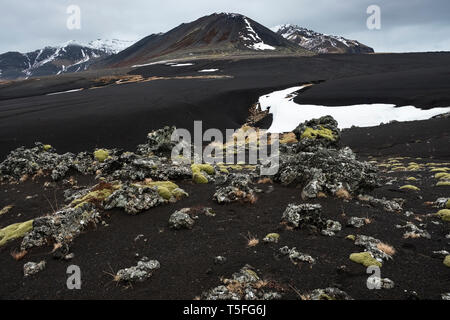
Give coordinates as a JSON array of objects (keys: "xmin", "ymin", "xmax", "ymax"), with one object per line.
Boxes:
[
  {"xmin": 358, "ymin": 194, "xmax": 403, "ymax": 212},
  {"xmin": 213, "ymin": 173, "xmax": 256, "ymax": 204},
  {"xmin": 279, "ymin": 246, "xmax": 315, "ymax": 264},
  {"xmin": 201, "ymin": 265, "xmax": 282, "ymax": 300},
  {"xmin": 368, "ymin": 277, "xmax": 395, "ymax": 289},
  {"xmin": 23, "ymin": 260, "xmax": 46, "ymax": 277},
  {"xmin": 281, "ymin": 203, "xmax": 323, "ymax": 229},
  {"xmin": 21, "ymin": 203, "xmax": 101, "ymax": 251},
  {"xmin": 116, "ymin": 257, "xmax": 160, "ymax": 282},
  {"xmin": 105, "ymin": 183, "xmax": 166, "ymax": 215},
  {"xmin": 321, "ymin": 220, "xmax": 342, "ymax": 236},
  {"xmin": 169, "ymin": 208, "xmax": 195, "ymax": 229},
  {"xmin": 347, "ymin": 217, "xmax": 367, "ymax": 228},
  {"xmin": 306, "ymin": 287, "xmax": 353, "ymax": 300},
  {"xmin": 214, "ymin": 256, "xmax": 227, "ymax": 265}
]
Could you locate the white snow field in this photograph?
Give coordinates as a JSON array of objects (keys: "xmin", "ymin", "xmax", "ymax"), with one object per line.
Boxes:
[{"xmin": 259, "ymin": 86, "xmax": 450, "ymax": 133}]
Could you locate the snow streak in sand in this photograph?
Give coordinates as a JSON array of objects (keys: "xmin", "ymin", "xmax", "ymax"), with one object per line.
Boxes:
[{"xmin": 259, "ymin": 86, "xmax": 450, "ymax": 132}]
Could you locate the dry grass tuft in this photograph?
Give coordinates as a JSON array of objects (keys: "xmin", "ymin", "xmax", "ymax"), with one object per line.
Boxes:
[
  {"xmin": 335, "ymin": 188, "xmax": 351, "ymax": 200},
  {"xmin": 11, "ymin": 250, "xmax": 28, "ymax": 261},
  {"xmin": 257, "ymin": 178, "xmax": 273, "ymax": 184},
  {"xmin": 377, "ymin": 242, "xmax": 396, "ymax": 256},
  {"xmin": 243, "ymin": 232, "xmax": 259, "ymax": 247}
]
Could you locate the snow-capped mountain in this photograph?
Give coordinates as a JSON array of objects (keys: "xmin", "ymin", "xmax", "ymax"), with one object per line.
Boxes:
[
  {"xmin": 0, "ymin": 39, "xmax": 135, "ymax": 80},
  {"xmin": 85, "ymin": 39, "xmax": 136, "ymax": 55},
  {"xmin": 272, "ymin": 24, "xmax": 374, "ymax": 54},
  {"xmin": 97, "ymin": 13, "xmax": 307, "ymax": 68}
]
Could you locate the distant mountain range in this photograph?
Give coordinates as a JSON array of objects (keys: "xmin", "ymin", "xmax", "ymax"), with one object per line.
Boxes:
[
  {"xmin": 0, "ymin": 39, "xmax": 135, "ymax": 80},
  {"xmin": 272, "ymin": 24, "xmax": 374, "ymax": 54},
  {"xmin": 0, "ymin": 13, "xmax": 374, "ymax": 80}
]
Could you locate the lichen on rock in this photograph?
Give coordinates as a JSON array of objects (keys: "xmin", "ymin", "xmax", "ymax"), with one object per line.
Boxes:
[
  {"xmin": 304, "ymin": 287, "xmax": 353, "ymax": 300},
  {"xmin": 115, "ymin": 257, "xmax": 160, "ymax": 282},
  {"xmin": 200, "ymin": 265, "xmax": 282, "ymax": 300},
  {"xmin": 213, "ymin": 173, "xmax": 257, "ymax": 204},
  {"xmin": 169, "ymin": 208, "xmax": 196, "ymax": 229}
]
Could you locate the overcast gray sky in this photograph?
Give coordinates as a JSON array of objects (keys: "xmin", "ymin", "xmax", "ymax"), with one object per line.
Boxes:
[{"xmin": 1, "ymin": 0, "xmax": 449, "ymax": 53}]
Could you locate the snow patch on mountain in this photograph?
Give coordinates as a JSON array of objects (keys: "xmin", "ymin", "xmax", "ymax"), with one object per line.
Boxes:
[{"xmin": 240, "ymin": 18, "xmax": 275, "ymax": 51}]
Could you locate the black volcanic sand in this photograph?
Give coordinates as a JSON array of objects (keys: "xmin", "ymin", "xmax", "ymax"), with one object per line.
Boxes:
[
  {"xmin": 1, "ymin": 53, "xmax": 450, "ymax": 161},
  {"xmin": 0, "ymin": 158, "xmax": 449, "ymax": 300},
  {"xmin": 0, "ymin": 53, "xmax": 449, "ymax": 300}
]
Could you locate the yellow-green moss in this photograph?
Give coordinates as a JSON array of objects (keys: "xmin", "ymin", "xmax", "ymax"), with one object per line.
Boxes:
[
  {"xmin": 71, "ymin": 183, "xmax": 121, "ymax": 208},
  {"xmin": 406, "ymin": 177, "xmax": 418, "ymax": 181},
  {"xmin": 431, "ymin": 167, "xmax": 449, "ymax": 172},
  {"xmin": 94, "ymin": 149, "xmax": 110, "ymax": 162},
  {"xmin": 447, "ymin": 200, "xmax": 450, "ymax": 209},
  {"xmin": 400, "ymin": 185, "xmax": 420, "ymax": 191},
  {"xmin": 350, "ymin": 252, "xmax": 382, "ymax": 267},
  {"xmin": 263, "ymin": 233, "xmax": 280, "ymax": 242},
  {"xmin": 436, "ymin": 209, "xmax": 450, "ymax": 222},
  {"xmin": 435, "ymin": 172, "xmax": 450, "ymax": 180},
  {"xmin": 0, "ymin": 205, "xmax": 13, "ymax": 216},
  {"xmin": 43, "ymin": 144, "xmax": 52, "ymax": 151},
  {"xmin": 436, "ymin": 181, "xmax": 450, "ymax": 187},
  {"xmin": 407, "ymin": 164, "xmax": 421, "ymax": 171},
  {"xmin": 444, "ymin": 255, "xmax": 450, "ymax": 267},
  {"xmin": 0, "ymin": 220, "xmax": 33, "ymax": 247},
  {"xmin": 193, "ymin": 172, "xmax": 209, "ymax": 184},
  {"xmin": 191, "ymin": 164, "xmax": 215, "ymax": 184},
  {"xmin": 346, "ymin": 235, "xmax": 356, "ymax": 241},
  {"xmin": 301, "ymin": 126, "xmax": 336, "ymax": 141},
  {"xmin": 144, "ymin": 181, "xmax": 188, "ymax": 200},
  {"xmin": 391, "ymin": 166, "xmax": 407, "ymax": 171}
]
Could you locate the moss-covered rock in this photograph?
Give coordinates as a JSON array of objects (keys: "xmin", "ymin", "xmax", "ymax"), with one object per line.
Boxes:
[
  {"xmin": 191, "ymin": 164, "xmax": 215, "ymax": 184},
  {"xmin": 144, "ymin": 181, "xmax": 188, "ymax": 200},
  {"xmin": 71, "ymin": 182, "xmax": 121, "ymax": 208},
  {"xmin": 263, "ymin": 233, "xmax": 280, "ymax": 243},
  {"xmin": 435, "ymin": 172, "xmax": 450, "ymax": 180},
  {"xmin": 301, "ymin": 126, "xmax": 336, "ymax": 141},
  {"xmin": 436, "ymin": 181, "xmax": 450, "ymax": 187},
  {"xmin": 94, "ymin": 149, "xmax": 110, "ymax": 162},
  {"xmin": 0, "ymin": 205, "xmax": 13, "ymax": 216},
  {"xmin": 431, "ymin": 167, "xmax": 449, "ymax": 172},
  {"xmin": 444, "ymin": 255, "xmax": 450, "ymax": 267},
  {"xmin": 436, "ymin": 209, "xmax": 450, "ymax": 222},
  {"xmin": 400, "ymin": 185, "xmax": 420, "ymax": 191},
  {"xmin": 0, "ymin": 220, "xmax": 33, "ymax": 247},
  {"xmin": 406, "ymin": 177, "xmax": 418, "ymax": 181},
  {"xmin": 346, "ymin": 235, "xmax": 356, "ymax": 241},
  {"xmin": 349, "ymin": 252, "xmax": 382, "ymax": 267},
  {"xmin": 43, "ymin": 144, "xmax": 52, "ymax": 151}
]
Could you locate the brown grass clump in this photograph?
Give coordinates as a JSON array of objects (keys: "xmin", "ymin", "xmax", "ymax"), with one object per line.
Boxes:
[
  {"xmin": 377, "ymin": 242, "xmax": 396, "ymax": 256},
  {"xmin": 279, "ymin": 132, "xmax": 298, "ymax": 144},
  {"xmin": 257, "ymin": 178, "xmax": 273, "ymax": 184},
  {"xmin": 11, "ymin": 250, "xmax": 28, "ymax": 261},
  {"xmin": 335, "ymin": 188, "xmax": 351, "ymax": 200},
  {"xmin": 243, "ymin": 232, "xmax": 259, "ymax": 247}
]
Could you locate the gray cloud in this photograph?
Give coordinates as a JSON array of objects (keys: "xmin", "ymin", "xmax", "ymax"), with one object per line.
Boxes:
[{"xmin": 1, "ymin": 0, "xmax": 449, "ymax": 53}]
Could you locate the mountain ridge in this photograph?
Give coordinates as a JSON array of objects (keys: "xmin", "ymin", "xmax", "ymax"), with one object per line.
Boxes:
[{"xmin": 272, "ymin": 24, "xmax": 374, "ymax": 54}]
